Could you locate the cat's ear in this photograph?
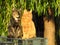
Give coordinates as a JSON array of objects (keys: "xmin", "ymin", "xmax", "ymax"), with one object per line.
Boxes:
[
  {"xmin": 12, "ymin": 7, "xmax": 16, "ymax": 12},
  {"xmin": 30, "ymin": 10, "xmax": 32, "ymax": 13},
  {"xmin": 18, "ymin": 8, "xmax": 22, "ymax": 12},
  {"xmin": 24, "ymin": 9, "xmax": 27, "ymax": 13}
]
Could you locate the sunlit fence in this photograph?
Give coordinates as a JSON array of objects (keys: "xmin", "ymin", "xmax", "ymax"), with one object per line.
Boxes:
[{"xmin": 0, "ymin": 37, "xmax": 48, "ymax": 45}]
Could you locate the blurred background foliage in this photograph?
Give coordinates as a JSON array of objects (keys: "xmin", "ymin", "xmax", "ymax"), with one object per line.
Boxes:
[{"xmin": 0, "ymin": 0, "xmax": 60, "ymax": 38}]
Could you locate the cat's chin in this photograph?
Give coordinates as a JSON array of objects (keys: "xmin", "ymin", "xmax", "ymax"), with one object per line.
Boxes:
[{"xmin": 15, "ymin": 20, "xmax": 19, "ymax": 22}]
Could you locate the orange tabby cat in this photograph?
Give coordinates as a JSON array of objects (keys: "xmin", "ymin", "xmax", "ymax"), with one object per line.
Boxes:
[{"xmin": 21, "ymin": 9, "xmax": 36, "ymax": 39}]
